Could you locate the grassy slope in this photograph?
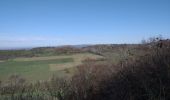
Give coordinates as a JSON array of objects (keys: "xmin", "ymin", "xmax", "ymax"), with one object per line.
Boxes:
[
  {"xmin": 0, "ymin": 53, "xmax": 103, "ymax": 81},
  {"xmin": 0, "ymin": 58, "xmax": 73, "ymax": 81}
]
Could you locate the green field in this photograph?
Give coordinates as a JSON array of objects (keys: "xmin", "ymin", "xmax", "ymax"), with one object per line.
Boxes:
[{"xmin": 0, "ymin": 53, "xmax": 103, "ymax": 81}]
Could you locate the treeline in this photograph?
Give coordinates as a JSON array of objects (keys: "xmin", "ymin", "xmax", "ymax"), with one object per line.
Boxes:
[
  {"xmin": 0, "ymin": 46, "xmax": 84, "ymax": 60},
  {"xmin": 0, "ymin": 43, "xmax": 149, "ymax": 61},
  {"xmin": 0, "ymin": 39, "xmax": 170, "ymax": 100}
]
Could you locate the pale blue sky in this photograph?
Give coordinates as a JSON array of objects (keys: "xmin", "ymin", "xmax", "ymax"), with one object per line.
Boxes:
[{"xmin": 0, "ymin": 0, "xmax": 170, "ymax": 49}]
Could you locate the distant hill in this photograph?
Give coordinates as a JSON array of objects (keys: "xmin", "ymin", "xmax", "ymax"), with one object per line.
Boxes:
[{"xmin": 2, "ymin": 39, "xmax": 169, "ymax": 61}]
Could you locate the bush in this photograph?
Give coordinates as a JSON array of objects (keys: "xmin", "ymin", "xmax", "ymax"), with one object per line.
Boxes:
[
  {"xmin": 63, "ymin": 39, "xmax": 170, "ymax": 100},
  {"xmin": 94, "ymin": 39, "xmax": 170, "ymax": 100}
]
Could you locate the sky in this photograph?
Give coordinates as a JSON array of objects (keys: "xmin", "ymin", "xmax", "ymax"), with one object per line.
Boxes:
[{"xmin": 0, "ymin": 0, "xmax": 170, "ymax": 49}]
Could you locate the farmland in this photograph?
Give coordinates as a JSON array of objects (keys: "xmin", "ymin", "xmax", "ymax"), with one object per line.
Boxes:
[{"xmin": 0, "ymin": 53, "xmax": 103, "ymax": 81}]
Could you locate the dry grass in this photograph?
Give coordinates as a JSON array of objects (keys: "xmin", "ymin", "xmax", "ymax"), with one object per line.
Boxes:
[
  {"xmin": 49, "ymin": 62, "xmax": 80, "ymax": 71},
  {"xmin": 13, "ymin": 53, "xmax": 103, "ymax": 62},
  {"xmin": 49, "ymin": 53, "xmax": 103, "ymax": 71}
]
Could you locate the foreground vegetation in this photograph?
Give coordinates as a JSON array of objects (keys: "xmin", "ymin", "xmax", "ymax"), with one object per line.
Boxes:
[{"xmin": 0, "ymin": 38, "xmax": 170, "ymax": 100}]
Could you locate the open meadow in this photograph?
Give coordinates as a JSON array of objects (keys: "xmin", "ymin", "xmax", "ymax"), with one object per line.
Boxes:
[{"xmin": 0, "ymin": 53, "xmax": 103, "ymax": 81}]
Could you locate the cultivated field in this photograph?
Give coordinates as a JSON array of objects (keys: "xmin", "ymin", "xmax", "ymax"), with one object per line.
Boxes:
[{"xmin": 0, "ymin": 53, "xmax": 103, "ymax": 81}]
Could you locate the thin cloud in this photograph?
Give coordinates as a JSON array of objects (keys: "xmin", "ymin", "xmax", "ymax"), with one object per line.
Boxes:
[
  {"xmin": 0, "ymin": 35, "xmax": 63, "ymax": 49},
  {"xmin": 0, "ymin": 36, "xmax": 62, "ymax": 42}
]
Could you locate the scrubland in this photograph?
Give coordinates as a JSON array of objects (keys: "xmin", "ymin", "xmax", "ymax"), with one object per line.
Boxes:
[{"xmin": 0, "ymin": 38, "xmax": 170, "ymax": 100}]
